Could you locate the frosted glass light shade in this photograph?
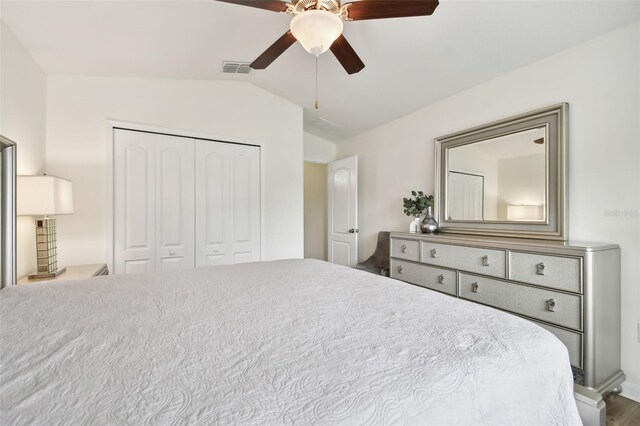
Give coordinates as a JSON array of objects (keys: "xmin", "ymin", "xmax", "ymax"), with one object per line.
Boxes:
[
  {"xmin": 17, "ymin": 175, "xmax": 74, "ymax": 216},
  {"xmin": 290, "ymin": 10, "xmax": 343, "ymax": 56},
  {"xmin": 507, "ymin": 205, "xmax": 541, "ymax": 221}
]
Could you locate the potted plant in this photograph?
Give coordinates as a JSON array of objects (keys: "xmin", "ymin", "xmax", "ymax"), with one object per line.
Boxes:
[{"xmin": 403, "ymin": 191, "xmax": 438, "ymax": 233}]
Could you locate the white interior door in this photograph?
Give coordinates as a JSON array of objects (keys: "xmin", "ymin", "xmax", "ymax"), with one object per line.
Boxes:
[
  {"xmin": 113, "ymin": 129, "xmax": 157, "ymax": 274},
  {"xmin": 155, "ymin": 134, "xmax": 195, "ymax": 271},
  {"xmin": 328, "ymin": 156, "xmax": 358, "ymax": 267},
  {"xmin": 447, "ymin": 171, "xmax": 484, "ymax": 220},
  {"xmin": 195, "ymin": 141, "xmax": 260, "ymax": 267}
]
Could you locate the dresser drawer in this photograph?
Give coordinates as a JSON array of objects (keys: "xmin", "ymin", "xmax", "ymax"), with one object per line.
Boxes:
[
  {"xmin": 459, "ymin": 274, "xmax": 582, "ymax": 331},
  {"xmin": 391, "ymin": 238, "xmax": 420, "ymax": 262},
  {"xmin": 390, "ymin": 259, "xmax": 457, "ymax": 296},
  {"xmin": 509, "ymin": 252, "xmax": 582, "ymax": 293},
  {"xmin": 421, "ymin": 242, "xmax": 506, "ymax": 278},
  {"xmin": 534, "ymin": 321, "xmax": 583, "ymax": 369}
]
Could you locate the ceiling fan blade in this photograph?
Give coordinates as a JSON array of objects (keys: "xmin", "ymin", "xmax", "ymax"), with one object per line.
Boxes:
[
  {"xmin": 215, "ymin": 0, "xmax": 290, "ymax": 13},
  {"xmin": 250, "ymin": 31, "xmax": 297, "ymax": 69},
  {"xmin": 330, "ymin": 35, "xmax": 365, "ymax": 75},
  {"xmin": 343, "ymin": 0, "xmax": 439, "ymax": 21}
]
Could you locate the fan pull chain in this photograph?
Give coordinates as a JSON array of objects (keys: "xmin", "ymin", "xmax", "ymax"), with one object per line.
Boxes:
[{"xmin": 314, "ymin": 55, "xmax": 319, "ymax": 110}]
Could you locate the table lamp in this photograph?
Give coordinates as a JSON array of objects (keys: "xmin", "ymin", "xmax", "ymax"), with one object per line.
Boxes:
[
  {"xmin": 507, "ymin": 204, "xmax": 541, "ymax": 221},
  {"xmin": 17, "ymin": 175, "xmax": 74, "ymax": 279}
]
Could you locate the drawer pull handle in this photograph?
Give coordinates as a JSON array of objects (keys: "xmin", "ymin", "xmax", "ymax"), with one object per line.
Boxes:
[
  {"xmin": 438, "ymin": 274, "xmax": 445, "ymax": 284},
  {"xmin": 546, "ymin": 299, "xmax": 556, "ymax": 312},
  {"xmin": 430, "ymin": 248, "xmax": 437, "ymax": 258},
  {"xmin": 401, "ymin": 244, "xmax": 407, "ymax": 253},
  {"xmin": 471, "ymin": 282, "xmax": 479, "ymax": 293},
  {"xmin": 536, "ymin": 262, "xmax": 545, "ymax": 275},
  {"xmin": 547, "ymin": 299, "xmax": 556, "ymax": 312},
  {"xmin": 397, "ymin": 265, "xmax": 403, "ymax": 274},
  {"xmin": 482, "ymin": 255, "xmax": 489, "ymax": 266}
]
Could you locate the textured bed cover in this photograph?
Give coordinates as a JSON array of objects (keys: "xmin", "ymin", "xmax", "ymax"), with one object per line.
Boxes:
[{"xmin": 0, "ymin": 259, "xmax": 580, "ymax": 425}]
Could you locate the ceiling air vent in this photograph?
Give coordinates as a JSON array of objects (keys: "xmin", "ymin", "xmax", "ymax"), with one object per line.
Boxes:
[
  {"xmin": 308, "ymin": 117, "xmax": 341, "ymax": 130},
  {"xmin": 222, "ymin": 61, "xmax": 252, "ymax": 74}
]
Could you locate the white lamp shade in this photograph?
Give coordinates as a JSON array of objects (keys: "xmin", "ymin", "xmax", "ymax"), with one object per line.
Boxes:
[
  {"xmin": 17, "ymin": 175, "xmax": 74, "ymax": 216},
  {"xmin": 290, "ymin": 10, "xmax": 343, "ymax": 56},
  {"xmin": 507, "ymin": 205, "xmax": 541, "ymax": 221}
]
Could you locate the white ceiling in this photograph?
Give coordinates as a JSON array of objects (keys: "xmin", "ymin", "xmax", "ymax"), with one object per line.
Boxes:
[
  {"xmin": 2, "ymin": 1, "xmax": 639, "ymax": 142},
  {"xmin": 473, "ymin": 127, "xmax": 546, "ymax": 159}
]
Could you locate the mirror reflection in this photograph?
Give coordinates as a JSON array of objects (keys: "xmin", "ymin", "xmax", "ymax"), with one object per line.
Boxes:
[{"xmin": 446, "ymin": 127, "xmax": 547, "ymax": 222}]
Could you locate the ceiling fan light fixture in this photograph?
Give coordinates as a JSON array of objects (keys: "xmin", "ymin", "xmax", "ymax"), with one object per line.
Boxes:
[{"xmin": 290, "ymin": 10, "xmax": 344, "ymax": 56}]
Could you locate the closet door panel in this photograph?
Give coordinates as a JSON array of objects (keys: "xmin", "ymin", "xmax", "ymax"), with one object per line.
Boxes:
[
  {"xmin": 155, "ymin": 134, "xmax": 195, "ymax": 271},
  {"xmin": 114, "ymin": 130, "xmax": 156, "ymax": 274},
  {"xmin": 195, "ymin": 142, "xmax": 230, "ymax": 266},
  {"xmin": 232, "ymin": 154, "xmax": 251, "ymax": 243},
  {"xmin": 230, "ymin": 148, "xmax": 261, "ymax": 262},
  {"xmin": 125, "ymin": 259, "xmax": 152, "ymax": 274},
  {"xmin": 195, "ymin": 141, "xmax": 260, "ymax": 267}
]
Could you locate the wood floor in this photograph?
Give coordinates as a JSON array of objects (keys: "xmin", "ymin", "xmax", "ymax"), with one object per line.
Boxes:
[{"xmin": 606, "ymin": 394, "xmax": 640, "ymax": 425}]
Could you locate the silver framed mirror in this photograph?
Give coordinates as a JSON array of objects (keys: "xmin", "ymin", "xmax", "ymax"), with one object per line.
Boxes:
[
  {"xmin": 0, "ymin": 135, "xmax": 17, "ymax": 288},
  {"xmin": 434, "ymin": 103, "xmax": 567, "ymax": 240}
]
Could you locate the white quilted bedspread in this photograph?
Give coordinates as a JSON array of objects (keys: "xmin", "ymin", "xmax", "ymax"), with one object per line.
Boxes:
[{"xmin": 1, "ymin": 259, "xmax": 580, "ymax": 425}]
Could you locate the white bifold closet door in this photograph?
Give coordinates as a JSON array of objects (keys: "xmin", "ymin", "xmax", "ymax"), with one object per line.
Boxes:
[
  {"xmin": 113, "ymin": 129, "xmax": 260, "ymax": 275},
  {"xmin": 114, "ymin": 130, "xmax": 195, "ymax": 274},
  {"xmin": 195, "ymin": 140, "xmax": 260, "ymax": 266}
]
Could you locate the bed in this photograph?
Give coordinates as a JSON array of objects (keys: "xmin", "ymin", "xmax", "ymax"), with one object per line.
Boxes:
[{"xmin": 0, "ymin": 259, "xmax": 581, "ymax": 425}]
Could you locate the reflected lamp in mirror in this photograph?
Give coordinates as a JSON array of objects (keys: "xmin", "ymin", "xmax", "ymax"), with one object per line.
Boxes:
[
  {"xmin": 507, "ymin": 205, "xmax": 543, "ymax": 221},
  {"xmin": 17, "ymin": 175, "xmax": 74, "ymax": 279}
]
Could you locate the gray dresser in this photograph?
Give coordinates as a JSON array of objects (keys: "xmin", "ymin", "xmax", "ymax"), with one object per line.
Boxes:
[{"xmin": 389, "ymin": 232, "xmax": 624, "ymax": 395}]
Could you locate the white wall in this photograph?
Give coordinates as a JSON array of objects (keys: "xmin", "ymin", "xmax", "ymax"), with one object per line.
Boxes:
[
  {"xmin": 0, "ymin": 21, "xmax": 47, "ymax": 278},
  {"xmin": 337, "ymin": 22, "xmax": 640, "ymax": 398},
  {"xmin": 45, "ymin": 76, "xmax": 304, "ymax": 268},
  {"xmin": 303, "ymin": 131, "xmax": 336, "ymax": 164},
  {"xmin": 497, "ymin": 153, "xmax": 546, "ymax": 219}
]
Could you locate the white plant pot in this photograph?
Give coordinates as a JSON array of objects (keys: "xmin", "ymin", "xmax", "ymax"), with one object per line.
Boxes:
[{"xmin": 409, "ymin": 217, "xmax": 421, "ymax": 234}]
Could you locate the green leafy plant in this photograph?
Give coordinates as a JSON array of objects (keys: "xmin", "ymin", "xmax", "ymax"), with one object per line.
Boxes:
[{"xmin": 403, "ymin": 191, "xmax": 434, "ymax": 217}]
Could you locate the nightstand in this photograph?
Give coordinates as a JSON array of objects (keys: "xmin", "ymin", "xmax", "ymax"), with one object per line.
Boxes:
[{"xmin": 18, "ymin": 264, "xmax": 109, "ymax": 285}]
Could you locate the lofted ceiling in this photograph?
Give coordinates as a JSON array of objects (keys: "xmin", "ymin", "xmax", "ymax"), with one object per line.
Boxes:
[{"xmin": 2, "ymin": 0, "xmax": 639, "ymax": 142}]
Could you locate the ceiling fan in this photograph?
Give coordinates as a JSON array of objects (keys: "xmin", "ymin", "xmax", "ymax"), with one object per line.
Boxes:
[{"xmin": 217, "ymin": 0, "xmax": 440, "ymax": 75}]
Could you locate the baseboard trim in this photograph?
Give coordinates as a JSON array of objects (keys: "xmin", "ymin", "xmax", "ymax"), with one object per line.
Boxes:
[{"xmin": 621, "ymin": 380, "xmax": 640, "ymax": 403}]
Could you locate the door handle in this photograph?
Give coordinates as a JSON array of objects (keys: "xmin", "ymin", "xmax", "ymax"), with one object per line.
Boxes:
[
  {"xmin": 169, "ymin": 251, "xmax": 176, "ymax": 256},
  {"xmin": 348, "ymin": 228, "xmax": 359, "ymax": 234}
]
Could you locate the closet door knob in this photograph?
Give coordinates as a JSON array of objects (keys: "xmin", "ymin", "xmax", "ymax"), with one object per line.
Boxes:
[{"xmin": 169, "ymin": 251, "xmax": 176, "ymax": 256}]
